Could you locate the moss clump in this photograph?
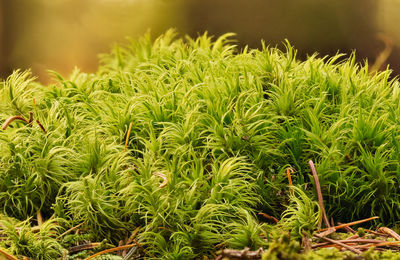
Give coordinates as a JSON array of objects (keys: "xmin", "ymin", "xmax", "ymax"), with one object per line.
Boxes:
[{"xmin": 1, "ymin": 30, "xmax": 400, "ymax": 258}]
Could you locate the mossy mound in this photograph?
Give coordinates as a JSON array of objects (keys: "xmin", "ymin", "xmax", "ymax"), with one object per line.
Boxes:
[{"xmin": 1, "ymin": 30, "xmax": 400, "ymax": 259}]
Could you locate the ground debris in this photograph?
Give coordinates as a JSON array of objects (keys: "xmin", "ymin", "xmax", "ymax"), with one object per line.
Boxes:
[{"xmin": 216, "ymin": 247, "xmax": 264, "ymax": 259}]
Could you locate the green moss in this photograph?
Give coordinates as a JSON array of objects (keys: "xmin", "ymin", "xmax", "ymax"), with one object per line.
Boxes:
[{"xmin": 1, "ymin": 29, "xmax": 400, "ymax": 258}]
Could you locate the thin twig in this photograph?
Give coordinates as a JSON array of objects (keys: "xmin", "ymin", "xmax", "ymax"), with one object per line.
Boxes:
[
  {"xmin": 317, "ymin": 227, "xmax": 336, "ymax": 237},
  {"xmin": 378, "ymin": 227, "xmax": 400, "ymax": 241},
  {"xmin": 364, "ymin": 229, "xmax": 389, "ymax": 237},
  {"xmin": 286, "ymin": 168, "xmax": 294, "ymax": 195},
  {"xmin": 258, "ymin": 212, "xmax": 279, "ymax": 224},
  {"xmin": 0, "ymin": 247, "xmax": 18, "ymax": 260},
  {"xmin": 153, "ymin": 172, "xmax": 168, "ymax": 188},
  {"xmin": 308, "ymin": 160, "xmax": 330, "ymax": 229},
  {"xmin": 68, "ymin": 242, "xmax": 102, "ymax": 253},
  {"xmin": 122, "ymin": 227, "xmax": 140, "ymax": 257},
  {"xmin": 338, "ymin": 222, "xmax": 356, "ymax": 234},
  {"xmin": 314, "ymin": 233, "xmax": 362, "ymax": 254},
  {"xmin": 124, "ymin": 122, "xmax": 133, "ymax": 152},
  {"xmin": 312, "ymin": 239, "xmax": 387, "ymax": 248},
  {"xmin": 345, "ymin": 234, "xmax": 360, "ymax": 240},
  {"xmin": 218, "ymin": 247, "xmax": 263, "ymax": 259},
  {"xmin": 317, "ymin": 216, "xmax": 379, "ymax": 233},
  {"xmin": 85, "ymin": 244, "xmax": 138, "ymax": 260},
  {"xmin": 302, "ymin": 232, "xmax": 311, "ymax": 252},
  {"xmin": 28, "ymin": 112, "xmax": 33, "ymax": 125},
  {"xmin": 123, "ymin": 246, "xmax": 139, "ymax": 260},
  {"xmin": 356, "ymin": 240, "xmax": 400, "ymax": 249},
  {"xmin": 125, "ymin": 226, "xmax": 141, "ymax": 246},
  {"xmin": 57, "ymin": 223, "xmax": 84, "ymax": 239},
  {"xmin": 37, "ymin": 210, "xmax": 43, "ymax": 226},
  {"xmin": 2, "ymin": 115, "xmax": 29, "ymax": 130},
  {"xmin": 35, "ymin": 119, "xmax": 47, "ymax": 134}
]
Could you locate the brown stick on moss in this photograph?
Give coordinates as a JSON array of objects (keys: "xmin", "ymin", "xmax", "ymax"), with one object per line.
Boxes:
[
  {"xmin": 314, "ymin": 233, "xmax": 362, "ymax": 254},
  {"xmin": 2, "ymin": 113, "xmax": 46, "ymax": 134},
  {"xmin": 317, "ymin": 216, "xmax": 379, "ymax": 233},
  {"xmin": 28, "ymin": 112, "xmax": 33, "ymax": 124},
  {"xmin": 1, "ymin": 115, "xmax": 29, "ymax": 130},
  {"xmin": 122, "ymin": 226, "xmax": 141, "ymax": 256},
  {"xmin": 85, "ymin": 244, "xmax": 138, "ymax": 260},
  {"xmin": 378, "ymin": 227, "xmax": 400, "ymax": 241},
  {"xmin": 35, "ymin": 119, "xmax": 47, "ymax": 134},
  {"xmin": 258, "ymin": 212, "xmax": 279, "ymax": 224},
  {"xmin": 217, "ymin": 247, "xmax": 264, "ymax": 259},
  {"xmin": 0, "ymin": 247, "xmax": 18, "ymax": 260},
  {"xmin": 355, "ymin": 240, "xmax": 400, "ymax": 249},
  {"xmin": 286, "ymin": 168, "xmax": 294, "ymax": 195},
  {"xmin": 308, "ymin": 160, "xmax": 330, "ymax": 229},
  {"xmin": 124, "ymin": 122, "xmax": 133, "ymax": 152},
  {"xmin": 312, "ymin": 239, "xmax": 387, "ymax": 249},
  {"xmin": 37, "ymin": 210, "xmax": 43, "ymax": 226},
  {"xmin": 68, "ymin": 242, "xmax": 102, "ymax": 254}
]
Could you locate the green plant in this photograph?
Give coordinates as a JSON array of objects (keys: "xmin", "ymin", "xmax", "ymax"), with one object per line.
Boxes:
[
  {"xmin": 0, "ymin": 215, "xmax": 65, "ymax": 259},
  {"xmin": 1, "ymin": 29, "xmax": 400, "ymax": 258},
  {"xmin": 279, "ymin": 186, "xmax": 321, "ymax": 240}
]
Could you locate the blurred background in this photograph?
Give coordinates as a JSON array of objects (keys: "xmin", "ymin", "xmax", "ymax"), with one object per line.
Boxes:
[{"xmin": 1, "ymin": 0, "xmax": 400, "ymax": 83}]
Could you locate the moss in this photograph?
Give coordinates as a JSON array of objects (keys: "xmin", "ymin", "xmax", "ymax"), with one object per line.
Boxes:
[{"xmin": 1, "ymin": 30, "xmax": 400, "ymax": 258}]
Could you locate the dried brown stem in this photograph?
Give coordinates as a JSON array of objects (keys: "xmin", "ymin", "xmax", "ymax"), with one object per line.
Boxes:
[
  {"xmin": 355, "ymin": 240, "xmax": 400, "ymax": 249},
  {"xmin": 302, "ymin": 232, "xmax": 311, "ymax": 252},
  {"xmin": 35, "ymin": 119, "xmax": 47, "ymax": 134},
  {"xmin": 317, "ymin": 227, "xmax": 336, "ymax": 237},
  {"xmin": 312, "ymin": 239, "xmax": 387, "ymax": 249},
  {"xmin": 37, "ymin": 210, "xmax": 43, "ymax": 226},
  {"xmin": 317, "ymin": 216, "xmax": 379, "ymax": 233},
  {"xmin": 258, "ymin": 212, "xmax": 279, "ymax": 224},
  {"xmin": 125, "ymin": 226, "xmax": 141, "ymax": 246},
  {"xmin": 345, "ymin": 234, "xmax": 360, "ymax": 240},
  {"xmin": 85, "ymin": 244, "xmax": 138, "ymax": 260},
  {"xmin": 314, "ymin": 233, "xmax": 362, "ymax": 254},
  {"xmin": 68, "ymin": 242, "xmax": 102, "ymax": 253},
  {"xmin": 218, "ymin": 247, "xmax": 263, "ymax": 259},
  {"xmin": 0, "ymin": 247, "xmax": 18, "ymax": 260},
  {"xmin": 2, "ymin": 115, "xmax": 29, "ymax": 130},
  {"xmin": 124, "ymin": 122, "xmax": 133, "ymax": 152},
  {"xmin": 308, "ymin": 160, "xmax": 330, "ymax": 229},
  {"xmin": 122, "ymin": 227, "xmax": 141, "ymax": 256},
  {"xmin": 364, "ymin": 229, "xmax": 389, "ymax": 237},
  {"xmin": 286, "ymin": 168, "xmax": 294, "ymax": 195},
  {"xmin": 2, "ymin": 113, "xmax": 47, "ymax": 134},
  {"xmin": 378, "ymin": 227, "xmax": 400, "ymax": 241},
  {"xmin": 338, "ymin": 222, "xmax": 356, "ymax": 234},
  {"xmin": 28, "ymin": 112, "xmax": 33, "ymax": 124}
]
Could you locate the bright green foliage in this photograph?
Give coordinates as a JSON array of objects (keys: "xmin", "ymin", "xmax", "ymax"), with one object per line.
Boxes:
[
  {"xmin": 1, "ymin": 29, "xmax": 400, "ymax": 258},
  {"xmin": 279, "ymin": 187, "xmax": 321, "ymax": 239},
  {"xmin": 0, "ymin": 215, "xmax": 65, "ymax": 259}
]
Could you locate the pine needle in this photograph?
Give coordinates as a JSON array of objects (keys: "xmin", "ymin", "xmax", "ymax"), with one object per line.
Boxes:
[{"xmin": 85, "ymin": 244, "xmax": 138, "ymax": 260}]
